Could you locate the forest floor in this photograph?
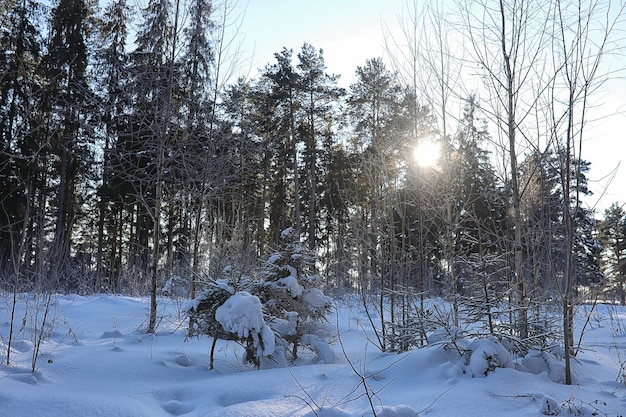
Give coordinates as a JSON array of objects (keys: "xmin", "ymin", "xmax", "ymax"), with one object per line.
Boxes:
[{"xmin": 1, "ymin": 294, "xmax": 625, "ymax": 416}]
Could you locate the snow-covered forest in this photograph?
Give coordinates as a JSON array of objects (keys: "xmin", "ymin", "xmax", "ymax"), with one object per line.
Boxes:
[{"xmin": 1, "ymin": 0, "xmax": 626, "ymax": 414}]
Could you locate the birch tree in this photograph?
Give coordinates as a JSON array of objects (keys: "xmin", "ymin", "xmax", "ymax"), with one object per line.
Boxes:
[{"xmin": 550, "ymin": 0, "xmax": 626, "ymax": 384}]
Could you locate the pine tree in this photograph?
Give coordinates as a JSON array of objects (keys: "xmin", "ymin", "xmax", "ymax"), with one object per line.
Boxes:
[
  {"xmin": 256, "ymin": 48, "xmax": 301, "ymax": 246},
  {"xmin": 347, "ymin": 57, "xmax": 403, "ymax": 281},
  {"xmin": 295, "ymin": 43, "xmax": 344, "ymax": 252},
  {"xmin": 346, "ymin": 57, "xmax": 408, "ymax": 350}
]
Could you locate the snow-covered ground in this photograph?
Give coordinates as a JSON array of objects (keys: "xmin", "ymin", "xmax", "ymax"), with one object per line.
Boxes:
[{"xmin": 1, "ymin": 294, "xmax": 625, "ymax": 417}]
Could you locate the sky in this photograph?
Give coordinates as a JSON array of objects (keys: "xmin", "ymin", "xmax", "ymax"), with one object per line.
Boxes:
[
  {"xmin": 230, "ymin": 0, "xmax": 626, "ymax": 215},
  {"xmin": 232, "ymin": 0, "xmax": 399, "ymax": 85}
]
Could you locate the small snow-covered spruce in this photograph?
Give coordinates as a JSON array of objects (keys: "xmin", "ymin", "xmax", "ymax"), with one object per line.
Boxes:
[
  {"xmin": 255, "ymin": 227, "xmax": 333, "ymax": 362},
  {"xmin": 187, "ymin": 274, "xmax": 279, "ymax": 369}
]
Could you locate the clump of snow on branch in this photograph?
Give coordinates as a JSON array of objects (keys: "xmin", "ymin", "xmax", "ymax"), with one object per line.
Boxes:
[
  {"xmin": 281, "ymin": 226, "xmax": 295, "ymax": 238},
  {"xmin": 278, "ymin": 272, "xmax": 303, "ymax": 297},
  {"xmin": 215, "ymin": 291, "xmax": 264, "ymax": 338},
  {"xmin": 215, "ymin": 291, "xmax": 275, "ymax": 357},
  {"xmin": 301, "ymin": 334, "xmax": 335, "ymax": 364}
]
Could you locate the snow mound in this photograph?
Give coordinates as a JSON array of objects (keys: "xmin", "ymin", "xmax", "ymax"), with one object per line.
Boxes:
[
  {"xmin": 175, "ymin": 353, "xmax": 191, "ymax": 367},
  {"xmin": 537, "ymin": 395, "xmax": 560, "ymax": 415},
  {"xmin": 520, "ymin": 350, "xmax": 574, "ymax": 384},
  {"xmin": 100, "ymin": 330, "xmax": 123, "ymax": 339},
  {"xmin": 467, "ymin": 337, "xmax": 513, "ymax": 377},
  {"xmin": 376, "ymin": 405, "xmax": 419, "ymax": 417}
]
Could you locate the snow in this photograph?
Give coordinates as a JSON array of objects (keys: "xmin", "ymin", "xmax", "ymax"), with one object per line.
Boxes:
[
  {"xmin": 303, "ymin": 287, "xmax": 332, "ymax": 309},
  {"xmin": 267, "ymin": 253, "xmax": 282, "ymax": 265},
  {"xmin": 466, "ymin": 337, "xmax": 513, "ymax": 377},
  {"xmin": 215, "ymin": 291, "xmax": 265, "ymax": 338},
  {"xmin": 215, "ymin": 278, "xmax": 235, "ymax": 294},
  {"xmin": 269, "ymin": 311, "xmax": 298, "ymax": 337},
  {"xmin": 1, "ymin": 294, "xmax": 626, "ymax": 416},
  {"xmin": 278, "ymin": 273, "xmax": 304, "ymax": 297},
  {"xmin": 301, "ymin": 334, "xmax": 335, "ymax": 364}
]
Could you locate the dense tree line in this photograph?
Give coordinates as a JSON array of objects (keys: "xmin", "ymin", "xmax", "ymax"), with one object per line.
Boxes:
[{"xmin": 1, "ymin": 0, "xmax": 625, "ymax": 363}]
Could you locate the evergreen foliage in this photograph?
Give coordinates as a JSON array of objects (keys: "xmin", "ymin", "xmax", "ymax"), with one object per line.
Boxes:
[
  {"xmin": 598, "ymin": 203, "xmax": 626, "ymax": 304},
  {"xmin": 188, "ymin": 227, "xmax": 331, "ymax": 366}
]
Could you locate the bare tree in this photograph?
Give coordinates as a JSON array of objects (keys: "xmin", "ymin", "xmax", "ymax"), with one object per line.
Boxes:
[
  {"xmin": 549, "ymin": 0, "xmax": 626, "ymax": 385},
  {"xmin": 459, "ymin": 0, "xmax": 558, "ymax": 340},
  {"xmin": 384, "ymin": 0, "xmax": 465, "ymax": 141},
  {"xmin": 186, "ymin": 0, "xmax": 249, "ymax": 334}
]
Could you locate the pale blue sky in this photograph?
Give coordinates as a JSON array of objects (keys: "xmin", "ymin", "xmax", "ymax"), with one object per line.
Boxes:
[
  {"xmin": 233, "ymin": 0, "xmax": 625, "ymax": 213},
  {"xmin": 235, "ymin": 0, "xmax": 403, "ymax": 85}
]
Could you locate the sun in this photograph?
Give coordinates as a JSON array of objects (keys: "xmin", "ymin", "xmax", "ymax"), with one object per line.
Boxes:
[{"xmin": 414, "ymin": 141, "xmax": 440, "ymax": 168}]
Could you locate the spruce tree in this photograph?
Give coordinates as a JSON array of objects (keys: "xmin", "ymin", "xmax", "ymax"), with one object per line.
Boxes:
[
  {"xmin": 0, "ymin": 0, "xmax": 44, "ymax": 274},
  {"xmin": 93, "ymin": 0, "xmax": 131, "ymax": 291},
  {"xmin": 598, "ymin": 203, "xmax": 626, "ymax": 305},
  {"xmin": 255, "ymin": 227, "xmax": 331, "ymax": 361},
  {"xmin": 44, "ymin": 0, "xmax": 93, "ymax": 288}
]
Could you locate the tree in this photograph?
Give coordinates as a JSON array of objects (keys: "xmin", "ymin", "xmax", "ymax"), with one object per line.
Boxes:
[
  {"xmin": 346, "ymin": 57, "xmax": 425, "ymax": 351},
  {"xmin": 128, "ymin": 0, "xmax": 180, "ymax": 332},
  {"xmin": 461, "ymin": 0, "xmax": 554, "ymax": 343},
  {"xmin": 93, "ymin": 0, "xmax": 131, "ymax": 291},
  {"xmin": 188, "ymin": 227, "xmax": 331, "ymax": 368},
  {"xmin": 432, "ymin": 95, "xmax": 501, "ymax": 328},
  {"xmin": 0, "ymin": 0, "xmax": 45, "ymax": 278},
  {"xmin": 175, "ymin": 0, "xmax": 212, "ymax": 283},
  {"xmin": 255, "ymin": 226, "xmax": 331, "ymax": 361},
  {"xmin": 599, "ymin": 203, "xmax": 626, "ymax": 305},
  {"xmin": 182, "ymin": 0, "xmax": 250, "ymax": 332},
  {"xmin": 256, "ymin": 48, "xmax": 301, "ymax": 246},
  {"xmin": 295, "ymin": 43, "xmax": 343, "ymax": 251},
  {"xmin": 318, "ymin": 143, "xmax": 355, "ymax": 292},
  {"xmin": 44, "ymin": 0, "xmax": 93, "ymax": 288},
  {"xmin": 549, "ymin": 0, "xmax": 625, "ymax": 384}
]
